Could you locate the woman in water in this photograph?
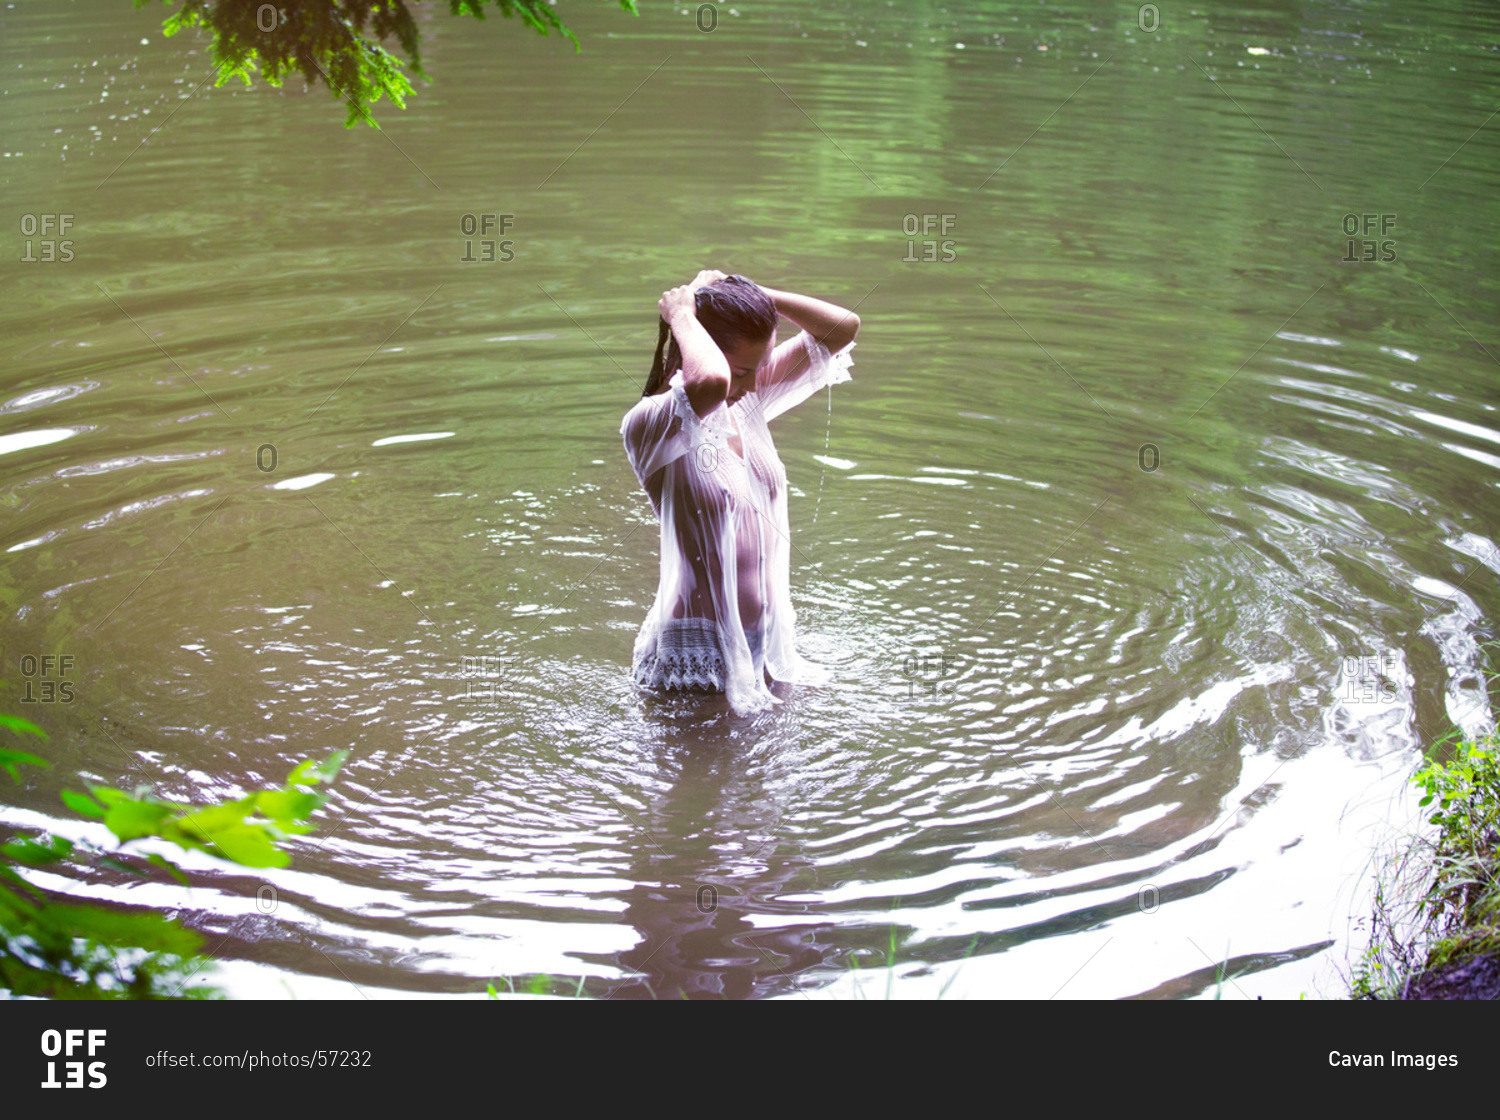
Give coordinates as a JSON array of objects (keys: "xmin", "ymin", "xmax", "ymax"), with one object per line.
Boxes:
[{"xmin": 621, "ymin": 270, "xmax": 860, "ymax": 714}]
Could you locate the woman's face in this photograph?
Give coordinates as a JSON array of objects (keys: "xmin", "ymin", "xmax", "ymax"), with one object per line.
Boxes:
[{"xmin": 722, "ymin": 332, "xmax": 776, "ymax": 405}]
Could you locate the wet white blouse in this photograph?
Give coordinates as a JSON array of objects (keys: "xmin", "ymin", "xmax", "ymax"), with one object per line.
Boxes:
[{"xmin": 620, "ymin": 330, "xmax": 855, "ymax": 714}]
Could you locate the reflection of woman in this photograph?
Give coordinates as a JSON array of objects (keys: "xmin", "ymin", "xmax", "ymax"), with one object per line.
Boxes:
[
  {"xmin": 608, "ymin": 727, "xmax": 833, "ymax": 1000},
  {"xmin": 621, "ymin": 271, "xmax": 860, "ymax": 714}
]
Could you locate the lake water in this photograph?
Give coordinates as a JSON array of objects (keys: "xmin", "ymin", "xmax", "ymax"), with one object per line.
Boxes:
[{"xmin": 2, "ymin": 0, "xmax": 1498, "ymax": 998}]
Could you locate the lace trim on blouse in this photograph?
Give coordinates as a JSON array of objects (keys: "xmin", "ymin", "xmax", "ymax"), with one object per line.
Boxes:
[
  {"xmin": 634, "ymin": 618, "xmax": 767, "ymax": 694},
  {"xmin": 669, "ymin": 377, "xmax": 730, "ymax": 456},
  {"xmin": 760, "ymin": 334, "xmax": 854, "ymax": 421},
  {"xmin": 633, "ymin": 617, "xmax": 727, "ymax": 691}
]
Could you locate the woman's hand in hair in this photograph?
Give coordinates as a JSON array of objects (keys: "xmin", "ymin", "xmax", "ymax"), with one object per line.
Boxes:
[
  {"xmin": 660, "ymin": 270, "xmax": 730, "ymax": 326},
  {"xmin": 658, "ymin": 283, "xmax": 698, "ymax": 326},
  {"xmin": 659, "ymin": 278, "xmax": 733, "ymax": 418},
  {"xmin": 690, "ymin": 269, "xmax": 728, "ymax": 291}
]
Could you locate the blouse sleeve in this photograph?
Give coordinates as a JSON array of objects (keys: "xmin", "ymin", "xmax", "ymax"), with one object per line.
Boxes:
[
  {"xmin": 755, "ymin": 330, "xmax": 855, "ymax": 423},
  {"xmin": 620, "ymin": 371, "xmax": 722, "ymax": 483}
]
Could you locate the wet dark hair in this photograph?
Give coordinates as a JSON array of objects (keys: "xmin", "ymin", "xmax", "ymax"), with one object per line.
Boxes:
[{"xmin": 642, "ymin": 274, "xmax": 778, "ymax": 398}]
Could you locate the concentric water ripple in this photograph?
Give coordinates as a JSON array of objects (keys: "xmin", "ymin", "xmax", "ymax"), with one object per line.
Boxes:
[{"xmin": 2, "ymin": 0, "xmax": 1497, "ymax": 998}]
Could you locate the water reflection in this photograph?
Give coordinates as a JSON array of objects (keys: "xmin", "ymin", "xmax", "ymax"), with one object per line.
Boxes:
[
  {"xmin": 1, "ymin": 0, "xmax": 1497, "ymax": 999},
  {"xmin": 603, "ymin": 703, "xmax": 835, "ymax": 999}
]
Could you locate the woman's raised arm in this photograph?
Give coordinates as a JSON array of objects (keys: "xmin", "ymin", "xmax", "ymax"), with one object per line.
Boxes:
[
  {"xmin": 660, "ymin": 274, "xmax": 731, "ymax": 419},
  {"xmin": 761, "ymin": 286, "xmax": 861, "ymax": 353}
]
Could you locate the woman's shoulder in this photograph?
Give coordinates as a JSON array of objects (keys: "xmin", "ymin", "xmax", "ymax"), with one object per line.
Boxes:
[{"xmin": 622, "ymin": 376, "xmax": 682, "ymax": 427}]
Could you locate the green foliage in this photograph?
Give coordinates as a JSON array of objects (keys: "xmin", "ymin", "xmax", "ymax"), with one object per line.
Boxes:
[
  {"xmin": 136, "ymin": 0, "xmax": 639, "ymax": 128},
  {"xmin": 487, "ymin": 972, "xmax": 589, "ymax": 997},
  {"xmin": 845, "ymin": 923, "xmax": 905, "ymax": 1000},
  {"xmin": 1, "ymin": 714, "xmax": 345, "ymax": 999},
  {"xmin": 1412, "ymin": 735, "xmax": 1500, "ymax": 937},
  {"xmin": 1348, "ymin": 904, "xmax": 1409, "ymax": 1001},
  {"xmin": 1351, "ymin": 727, "xmax": 1500, "ymax": 998},
  {"xmin": 1416, "ymin": 738, "xmax": 1499, "ymax": 842},
  {"xmin": 0, "ymin": 712, "xmax": 46, "ymax": 780},
  {"xmin": 63, "ymin": 749, "xmax": 344, "ymax": 870}
]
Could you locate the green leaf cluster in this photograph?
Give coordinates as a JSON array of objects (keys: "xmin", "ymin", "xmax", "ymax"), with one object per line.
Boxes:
[
  {"xmin": 487, "ymin": 972, "xmax": 589, "ymax": 997},
  {"xmin": 0, "ymin": 713, "xmax": 48, "ymax": 780},
  {"xmin": 1351, "ymin": 725, "xmax": 1500, "ymax": 998},
  {"xmin": 61, "ymin": 750, "xmax": 345, "ymax": 871},
  {"xmin": 137, "ymin": 0, "xmax": 639, "ymax": 128},
  {"xmin": 1, "ymin": 713, "xmax": 345, "ymax": 999},
  {"xmin": 1412, "ymin": 735, "xmax": 1500, "ymax": 935}
]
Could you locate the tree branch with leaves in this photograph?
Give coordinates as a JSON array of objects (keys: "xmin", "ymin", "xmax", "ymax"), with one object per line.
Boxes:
[{"xmin": 137, "ymin": 0, "xmax": 639, "ymax": 128}]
